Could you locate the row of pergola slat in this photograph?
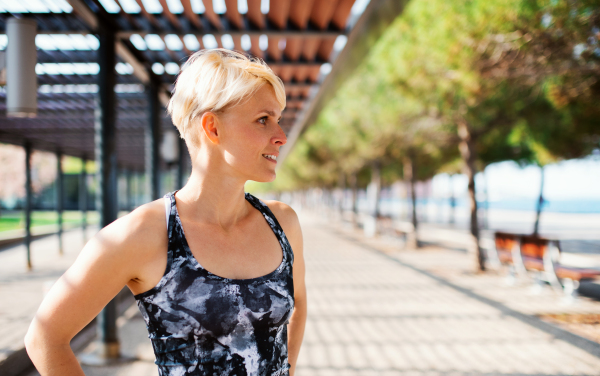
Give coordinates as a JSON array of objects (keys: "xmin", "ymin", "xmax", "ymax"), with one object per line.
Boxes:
[
  {"xmin": 116, "ymin": 0, "xmax": 356, "ymax": 34},
  {"xmin": 0, "ymin": 0, "xmax": 364, "ymax": 168},
  {"xmin": 0, "ymin": 0, "xmax": 359, "ymax": 168}
]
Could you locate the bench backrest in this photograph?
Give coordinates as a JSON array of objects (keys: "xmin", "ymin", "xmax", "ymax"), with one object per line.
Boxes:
[
  {"xmin": 520, "ymin": 235, "xmax": 559, "ymax": 260},
  {"xmin": 494, "ymin": 232, "xmax": 518, "ymax": 252}
]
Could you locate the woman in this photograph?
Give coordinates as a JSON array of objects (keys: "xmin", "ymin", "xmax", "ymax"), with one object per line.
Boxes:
[{"xmin": 25, "ymin": 49, "xmax": 307, "ymax": 376}]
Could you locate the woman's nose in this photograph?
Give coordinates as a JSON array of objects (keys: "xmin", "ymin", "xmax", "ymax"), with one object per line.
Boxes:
[{"xmin": 273, "ymin": 125, "xmax": 287, "ymax": 145}]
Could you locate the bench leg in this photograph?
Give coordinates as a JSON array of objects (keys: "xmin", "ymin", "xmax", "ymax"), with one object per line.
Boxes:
[
  {"xmin": 561, "ymin": 278, "xmax": 580, "ymax": 304},
  {"xmin": 532, "ymin": 273, "xmax": 544, "ymax": 293},
  {"xmin": 504, "ymin": 265, "xmax": 517, "ymax": 286},
  {"xmin": 545, "ymin": 270, "xmax": 564, "ymax": 294},
  {"xmin": 542, "ymin": 244, "xmax": 564, "ymax": 294},
  {"xmin": 529, "ymin": 271, "xmax": 545, "ymax": 294}
]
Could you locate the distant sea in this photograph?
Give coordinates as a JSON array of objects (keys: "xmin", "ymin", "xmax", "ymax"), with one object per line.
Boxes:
[
  {"xmin": 378, "ymin": 198, "xmax": 600, "ymax": 214},
  {"xmin": 483, "ymin": 199, "xmax": 600, "ymax": 214}
]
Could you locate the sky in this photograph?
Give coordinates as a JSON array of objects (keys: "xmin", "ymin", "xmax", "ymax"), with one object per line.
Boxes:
[{"xmin": 431, "ymin": 153, "xmax": 600, "ymax": 202}]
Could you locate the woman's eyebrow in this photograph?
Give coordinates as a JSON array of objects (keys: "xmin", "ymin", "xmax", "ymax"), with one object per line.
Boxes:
[
  {"xmin": 259, "ymin": 109, "xmax": 277, "ymax": 117},
  {"xmin": 258, "ymin": 109, "xmax": 282, "ymax": 120}
]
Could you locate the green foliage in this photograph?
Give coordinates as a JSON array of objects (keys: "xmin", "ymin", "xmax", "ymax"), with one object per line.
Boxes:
[{"xmin": 272, "ymin": 0, "xmax": 600, "ymax": 191}]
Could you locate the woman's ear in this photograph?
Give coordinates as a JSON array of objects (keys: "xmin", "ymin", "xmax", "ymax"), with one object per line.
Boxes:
[{"xmin": 200, "ymin": 112, "xmax": 220, "ymax": 145}]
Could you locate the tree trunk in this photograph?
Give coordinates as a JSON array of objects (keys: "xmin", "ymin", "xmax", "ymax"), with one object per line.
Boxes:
[
  {"xmin": 458, "ymin": 120, "xmax": 485, "ymax": 271},
  {"xmin": 533, "ymin": 165, "xmax": 545, "ymax": 236},
  {"xmin": 364, "ymin": 162, "xmax": 382, "ymax": 237},
  {"xmin": 349, "ymin": 172, "xmax": 359, "ymax": 228},
  {"xmin": 403, "ymin": 156, "xmax": 419, "ymax": 249},
  {"xmin": 371, "ymin": 162, "xmax": 382, "ymax": 218},
  {"xmin": 337, "ymin": 171, "xmax": 346, "ymax": 217}
]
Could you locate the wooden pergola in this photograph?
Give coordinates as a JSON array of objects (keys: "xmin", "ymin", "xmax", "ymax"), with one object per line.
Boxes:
[{"xmin": 0, "ymin": 0, "xmax": 362, "ymax": 169}]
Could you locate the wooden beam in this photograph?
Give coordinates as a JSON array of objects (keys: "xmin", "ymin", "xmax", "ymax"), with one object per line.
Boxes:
[
  {"xmin": 317, "ymin": 37, "xmax": 337, "ymax": 61},
  {"xmin": 310, "ymin": 0, "xmax": 339, "ymax": 30},
  {"xmin": 66, "ymin": 0, "xmax": 99, "ymax": 30},
  {"xmin": 232, "ymin": 34, "xmax": 243, "ymax": 51},
  {"xmin": 202, "ymin": 0, "xmax": 223, "ymax": 30},
  {"xmin": 179, "ymin": 35, "xmax": 193, "ymax": 56},
  {"xmin": 158, "ymin": 0, "xmax": 183, "ymax": 30},
  {"xmin": 116, "ymin": 29, "xmax": 344, "ymax": 38},
  {"xmin": 267, "ymin": 36, "xmax": 282, "ymax": 61},
  {"xmin": 180, "ymin": 0, "xmax": 202, "ymax": 29},
  {"xmin": 284, "ymin": 37, "xmax": 302, "ymax": 61},
  {"xmin": 131, "ymin": 0, "xmax": 161, "ymax": 29},
  {"xmin": 279, "ymin": 0, "xmax": 409, "ymax": 164},
  {"xmin": 116, "ymin": 41, "xmax": 150, "ymax": 84},
  {"xmin": 331, "ymin": 0, "xmax": 356, "ymax": 29},
  {"xmin": 268, "ymin": 0, "xmax": 291, "ymax": 29},
  {"xmin": 250, "ymin": 35, "xmax": 262, "ymax": 59},
  {"xmin": 289, "ymin": 0, "xmax": 316, "ymax": 29},
  {"xmin": 224, "ymin": 0, "xmax": 244, "ymax": 29},
  {"xmin": 301, "ymin": 38, "xmax": 320, "ymax": 61},
  {"xmin": 246, "ymin": 0, "xmax": 264, "ymax": 28}
]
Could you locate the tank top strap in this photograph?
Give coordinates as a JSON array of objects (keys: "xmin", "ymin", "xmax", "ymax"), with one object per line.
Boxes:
[
  {"xmin": 163, "ymin": 190, "xmax": 191, "ymax": 264},
  {"xmin": 134, "ymin": 191, "xmax": 179, "ymax": 299},
  {"xmin": 245, "ymin": 193, "xmax": 294, "ymax": 266},
  {"xmin": 164, "ymin": 191, "xmax": 178, "ymax": 241}
]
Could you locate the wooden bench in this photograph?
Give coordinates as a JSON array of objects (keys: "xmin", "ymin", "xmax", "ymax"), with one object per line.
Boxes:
[
  {"xmin": 377, "ymin": 216, "xmax": 416, "ymax": 247},
  {"xmin": 493, "ymin": 232, "xmax": 528, "ymax": 280},
  {"xmin": 519, "ymin": 235, "xmax": 600, "ymax": 298}
]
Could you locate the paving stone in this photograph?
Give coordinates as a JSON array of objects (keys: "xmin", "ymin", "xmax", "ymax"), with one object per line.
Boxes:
[{"xmin": 0, "ymin": 226, "xmax": 98, "ymax": 365}]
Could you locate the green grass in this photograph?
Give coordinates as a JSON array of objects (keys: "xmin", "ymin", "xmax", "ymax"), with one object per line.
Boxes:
[{"xmin": 0, "ymin": 211, "xmax": 99, "ymax": 233}]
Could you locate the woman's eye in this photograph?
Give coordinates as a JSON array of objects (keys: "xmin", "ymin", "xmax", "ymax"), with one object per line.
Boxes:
[{"xmin": 258, "ymin": 117, "xmax": 267, "ymax": 125}]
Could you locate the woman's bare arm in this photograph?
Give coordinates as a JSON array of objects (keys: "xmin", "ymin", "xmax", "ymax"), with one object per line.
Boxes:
[
  {"xmin": 267, "ymin": 201, "xmax": 307, "ymax": 376},
  {"xmin": 24, "ymin": 201, "xmax": 167, "ymax": 375}
]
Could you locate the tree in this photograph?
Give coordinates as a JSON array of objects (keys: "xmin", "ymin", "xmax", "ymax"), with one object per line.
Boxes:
[{"xmin": 276, "ymin": 0, "xmax": 600, "ymax": 271}]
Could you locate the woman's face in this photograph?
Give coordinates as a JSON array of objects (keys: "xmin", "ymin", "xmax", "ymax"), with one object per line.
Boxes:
[{"xmin": 215, "ymin": 84, "xmax": 286, "ymax": 183}]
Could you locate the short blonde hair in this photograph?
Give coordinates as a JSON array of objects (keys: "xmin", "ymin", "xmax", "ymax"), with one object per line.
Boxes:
[{"xmin": 168, "ymin": 49, "xmax": 286, "ymax": 147}]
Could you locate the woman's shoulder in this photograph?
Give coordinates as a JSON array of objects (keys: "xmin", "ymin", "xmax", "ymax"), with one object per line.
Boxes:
[
  {"xmin": 90, "ymin": 198, "xmax": 168, "ymax": 259},
  {"xmin": 261, "ymin": 200, "xmax": 301, "ymax": 240}
]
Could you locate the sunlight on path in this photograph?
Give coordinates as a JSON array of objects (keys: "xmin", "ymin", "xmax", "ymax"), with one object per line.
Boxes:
[{"xmin": 296, "ymin": 213, "xmax": 600, "ymax": 376}]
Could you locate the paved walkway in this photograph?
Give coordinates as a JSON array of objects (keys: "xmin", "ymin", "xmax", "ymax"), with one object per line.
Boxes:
[
  {"xmin": 14, "ymin": 211, "xmax": 600, "ymax": 375},
  {"xmin": 0, "ymin": 225, "xmax": 97, "ymax": 367}
]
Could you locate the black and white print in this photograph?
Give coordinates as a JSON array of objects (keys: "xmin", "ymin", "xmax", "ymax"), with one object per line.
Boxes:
[{"xmin": 135, "ymin": 191, "xmax": 295, "ymax": 376}]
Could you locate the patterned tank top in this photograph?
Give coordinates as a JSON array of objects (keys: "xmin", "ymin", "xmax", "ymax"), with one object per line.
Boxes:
[{"xmin": 135, "ymin": 191, "xmax": 295, "ymax": 376}]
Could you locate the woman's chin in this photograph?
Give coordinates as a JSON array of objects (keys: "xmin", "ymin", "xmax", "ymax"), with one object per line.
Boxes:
[{"xmin": 251, "ymin": 172, "xmax": 277, "ymax": 183}]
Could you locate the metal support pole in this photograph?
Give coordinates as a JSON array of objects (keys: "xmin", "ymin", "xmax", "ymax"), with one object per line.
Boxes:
[
  {"xmin": 132, "ymin": 171, "xmax": 137, "ymax": 208},
  {"xmin": 126, "ymin": 169, "xmax": 133, "ymax": 210},
  {"xmin": 24, "ymin": 141, "xmax": 32, "ymax": 270},
  {"xmin": 56, "ymin": 151, "xmax": 63, "ymax": 255},
  {"xmin": 93, "ymin": 26, "xmax": 119, "ymax": 360},
  {"xmin": 176, "ymin": 137, "xmax": 185, "ymax": 189},
  {"xmin": 146, "ymin": 77, "xmax": 161, "ymax": 201},
  {"xmin": 79, "ymin": 156, "xmax": 88, "ymax": 243}
]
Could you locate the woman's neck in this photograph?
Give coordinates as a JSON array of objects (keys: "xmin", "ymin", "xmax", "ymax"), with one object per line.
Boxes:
[{"xmin": 175, "ymin": 161, "xmax": 249, "ymax": 231}]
